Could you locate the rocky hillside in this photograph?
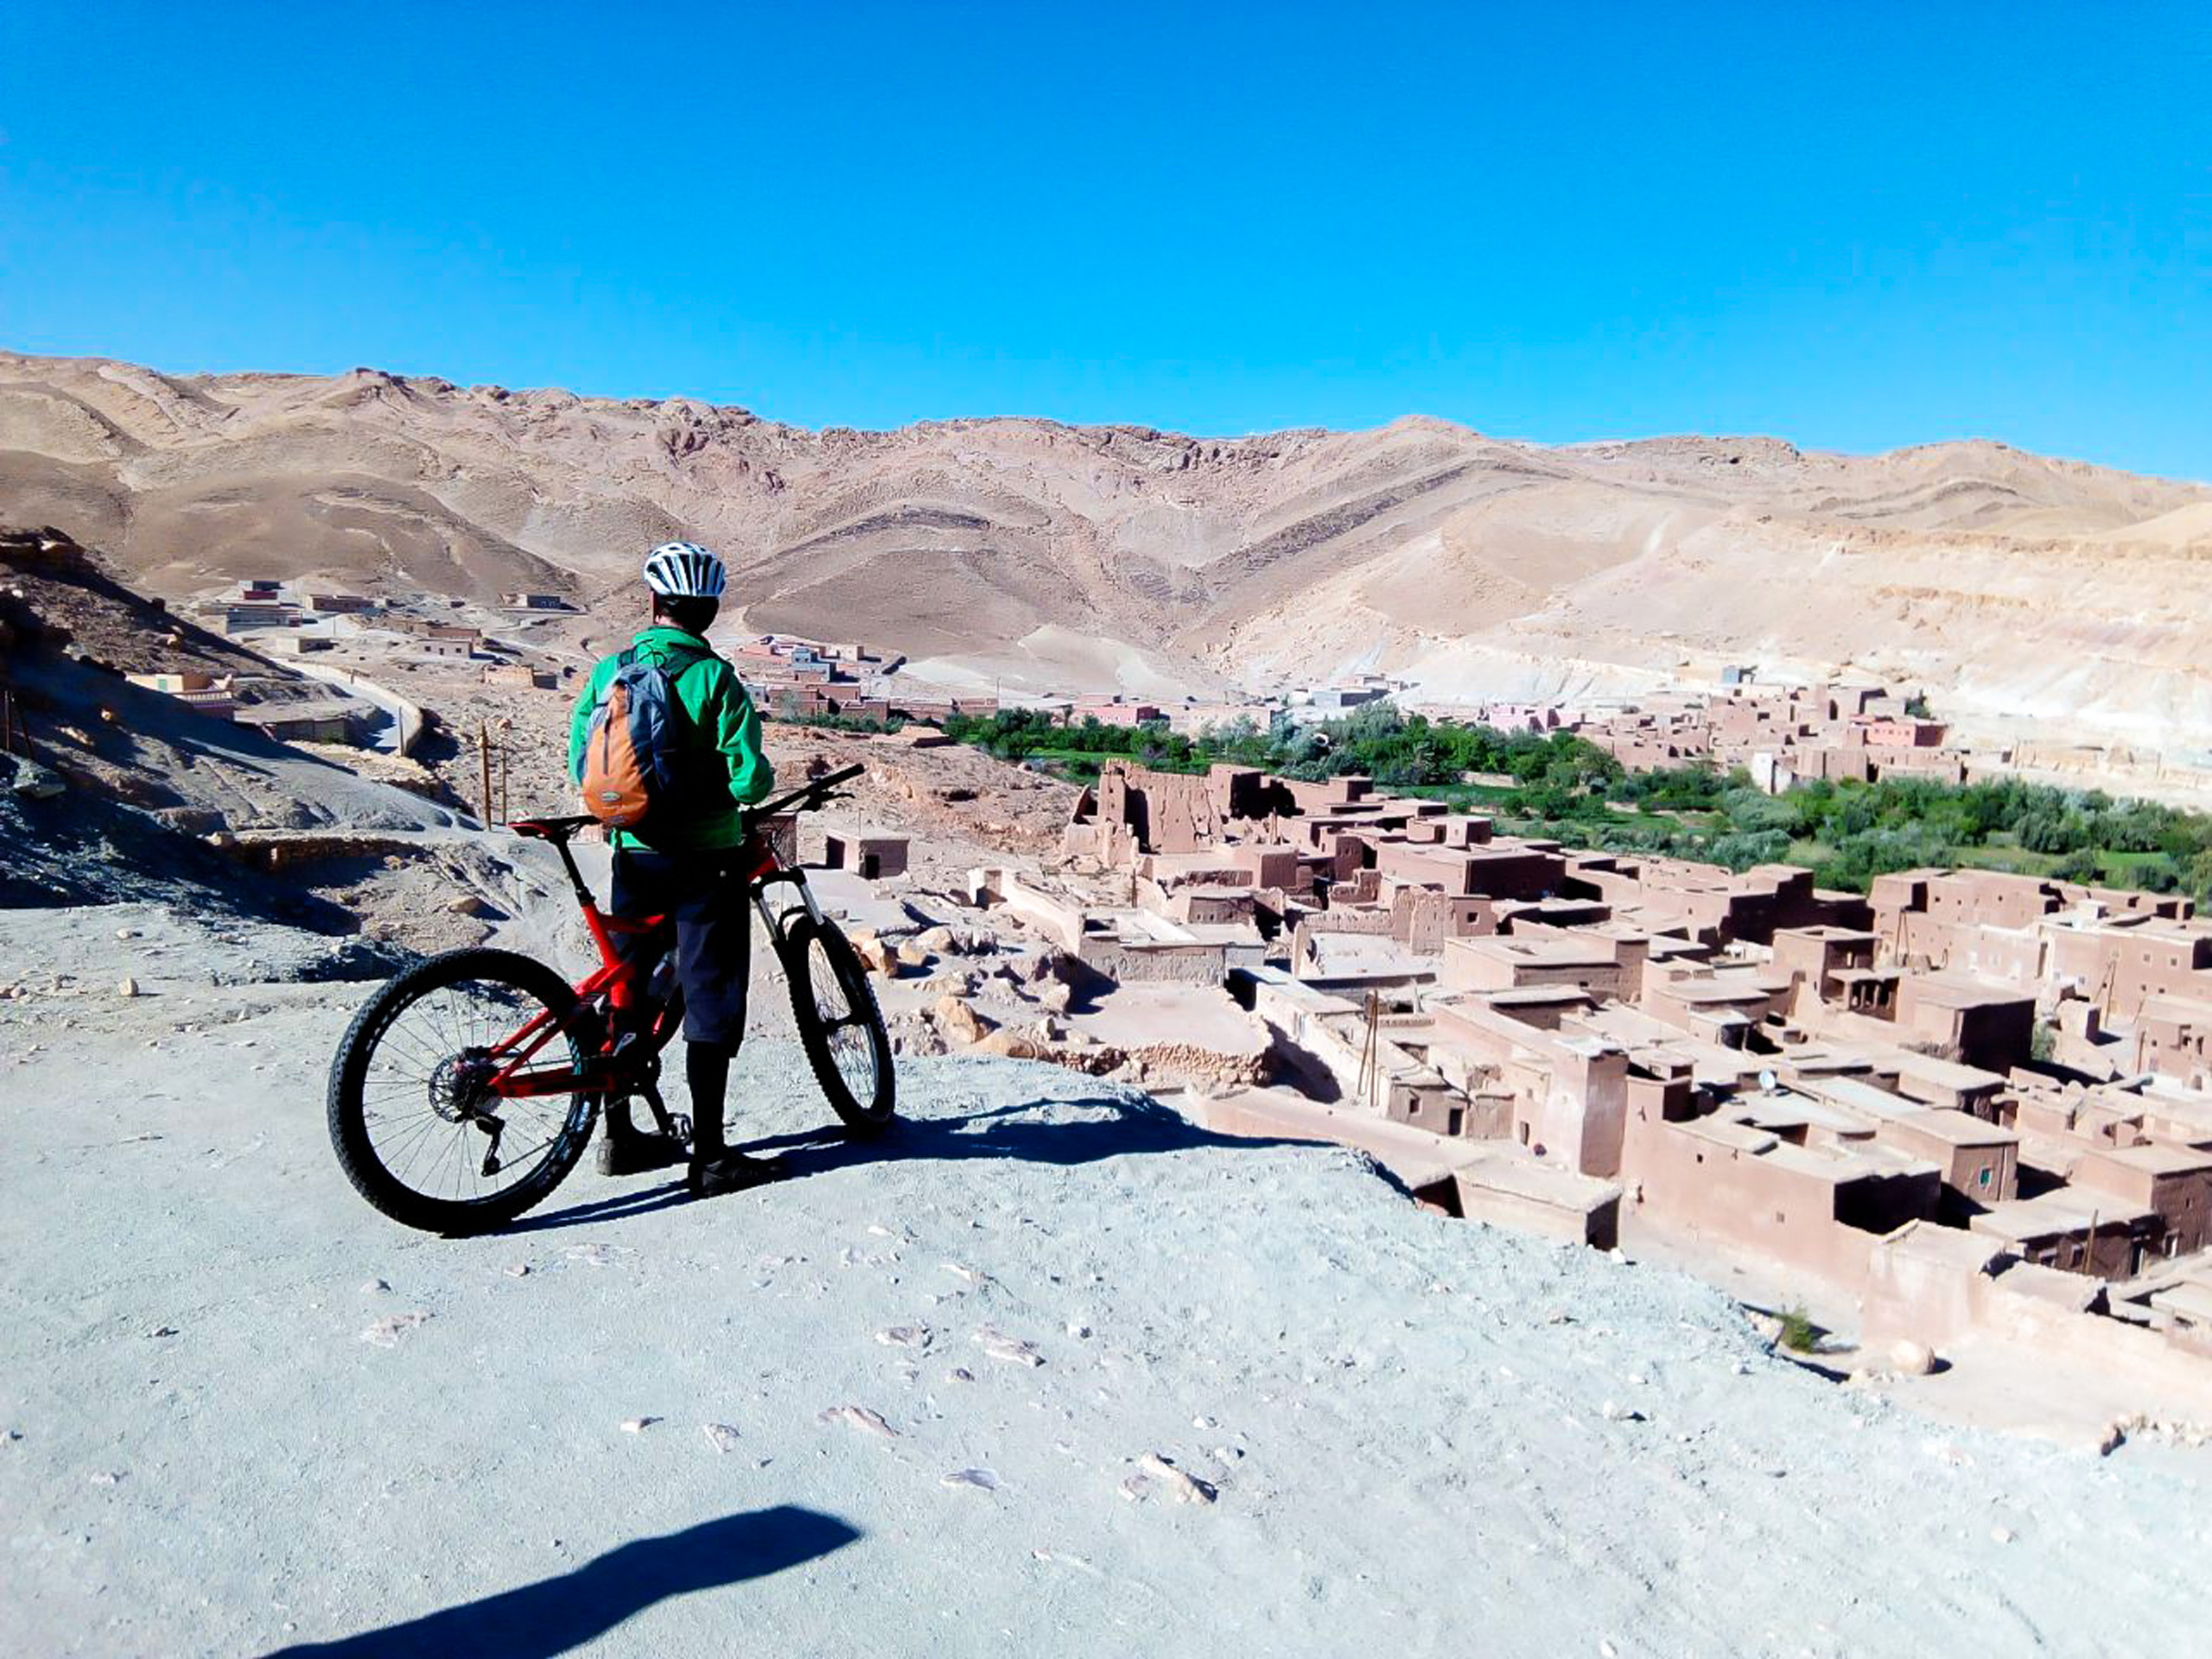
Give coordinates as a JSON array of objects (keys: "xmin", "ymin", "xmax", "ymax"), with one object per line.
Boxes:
[{"xmin": 4, "ymin": 350, "xmax": 2209, "ymax": 741}]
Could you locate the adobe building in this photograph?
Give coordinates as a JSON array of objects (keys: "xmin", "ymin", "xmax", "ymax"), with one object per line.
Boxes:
[
  {"xmin": 1872, "ymin": 1109, "xmax": 2019, "ymax": 1219},
  {"xmin": 825, "ymin": 832, "xmax": 910, "ymax": 881},
  {"xmin": 1969, "ymin": 1189, "xmax": 2164, "ymax": 1280},
  {"xmin": 974, "ymin": 746, "xmax": 2212, "ymax": 1371},
  {"xmin": 1891, "ymin": 974, "xmax": 2036, "ymax": 1071},
  {"xmin": 1621, "ymin": 1079, "xmax": 1941, "ymax": 1289},
  {"xmin": 2071, "ymin": 1143, "xmax": 2212, "ymax": 1259}
]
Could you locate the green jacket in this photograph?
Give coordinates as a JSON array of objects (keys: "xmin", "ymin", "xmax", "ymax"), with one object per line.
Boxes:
[{"xmin": 567, "ymin": 626, "xmax": 775, "ymax": 852}]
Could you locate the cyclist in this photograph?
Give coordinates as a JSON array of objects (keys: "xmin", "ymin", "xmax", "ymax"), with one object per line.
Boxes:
[{"xmin": 566, "ymin": 541, "xmax": 782, "ymax": 1198}]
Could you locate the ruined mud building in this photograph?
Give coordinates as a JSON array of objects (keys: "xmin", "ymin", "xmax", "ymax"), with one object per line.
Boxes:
[
  {"xmin": 1480, "ymin": 677, "xmax": 1970, "ymax": 790},
  {"xmin": 1007, "ymin": 759, "xmax": 2212, "ymax": 1362}
]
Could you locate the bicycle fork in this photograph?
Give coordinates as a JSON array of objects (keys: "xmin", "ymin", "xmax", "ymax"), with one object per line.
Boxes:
[{"xmin": 753, "ymin": 868, "xmax": 823, "ymax": 976}]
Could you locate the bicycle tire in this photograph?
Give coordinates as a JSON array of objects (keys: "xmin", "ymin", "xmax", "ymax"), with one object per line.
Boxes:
[
  {"xmin": 327, "ymin": 947, "xmax": 598, "ymax": 1234},
  {"xmin": 783, "ymin": 916, "xmax": 897, "ymax": 1134}
]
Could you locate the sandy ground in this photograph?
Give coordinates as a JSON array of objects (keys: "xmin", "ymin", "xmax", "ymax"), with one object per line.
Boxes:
[{"xmin": 4, "ymin": 906, "xmax": 2212, "ymax": 1658}]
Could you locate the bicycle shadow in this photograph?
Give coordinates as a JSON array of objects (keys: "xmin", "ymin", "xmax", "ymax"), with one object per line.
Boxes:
[
  {"xmin": 260, "ymin": 1504, "xmax": 859, "ymax": 1657},
  {"xmin": 506, "ymin": 1091, "xmax": 1331, "ymax": 1235}
]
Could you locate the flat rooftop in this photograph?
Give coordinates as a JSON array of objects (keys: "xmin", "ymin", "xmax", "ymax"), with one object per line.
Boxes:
[
  {"xmin": 1885, "ymin": 1107, "xmax": 2019, "ymax": 1148},
  {"xmin": 1791, "ymin": 1075, "xmax": 1921, "ymax": 1120},
  {"xmin": 1969, "ymin": 1188, "xmax": 2158, "ymax": 1243},
  {"xmin": 1454, "ymin": 937, "xmax": 1618, "ymax": 969},
  {"xmin": 1901, "ymin": 973, "xmax": 2035, "ymax": 1012},
  {"xmin": 2082, "ymin": 1141, "xmax": 2212, "ymax": 1176}
]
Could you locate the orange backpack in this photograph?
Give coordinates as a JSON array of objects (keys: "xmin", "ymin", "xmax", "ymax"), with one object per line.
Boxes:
[{"xmin": 576, "ymin": 645, "xmax": 709, "ymax": 831}]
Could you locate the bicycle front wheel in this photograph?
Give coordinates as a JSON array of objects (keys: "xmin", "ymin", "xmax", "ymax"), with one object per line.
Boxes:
[
  {"xmin": 784, "ymin": 917, "xmax": 896, "ymax": 1134},
  {"xmin": 327, "ymin": 948, "xmax": 599, "ymax": 1234}
]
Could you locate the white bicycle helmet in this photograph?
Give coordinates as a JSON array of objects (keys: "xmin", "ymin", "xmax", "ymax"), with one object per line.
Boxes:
[{"xmin": 642, "ymin": 540, "xmax": 728, "ymax": 599}]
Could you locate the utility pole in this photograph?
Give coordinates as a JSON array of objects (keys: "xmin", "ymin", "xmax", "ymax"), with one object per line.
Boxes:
[
  {"xmin": 1, "ymin": 685, "xmax": 31, "ymax": 760},
  {"xmin": 479, "ymin": 720, "xmax": 494, "ymax": 827},
  {"xmin": 1357, "ymin": 989, "xmax": 1382, "ymax": 1110}
]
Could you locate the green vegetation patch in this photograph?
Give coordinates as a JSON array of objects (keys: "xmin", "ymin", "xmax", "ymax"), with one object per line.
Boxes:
[{"xmin": 937, "ymin": 702, "xmax": 2212, "ymax": 901}]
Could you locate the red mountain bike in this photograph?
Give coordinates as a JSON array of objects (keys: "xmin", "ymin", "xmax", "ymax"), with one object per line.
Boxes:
[{"xmin": 327, "ymin": 764, "xmax": 894, "ymax": 1233}]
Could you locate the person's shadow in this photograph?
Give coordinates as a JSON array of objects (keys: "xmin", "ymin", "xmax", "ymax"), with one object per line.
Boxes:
[{"xmin": 262, "ymin": 1505, "xmax": 859, "ymax": 1657}]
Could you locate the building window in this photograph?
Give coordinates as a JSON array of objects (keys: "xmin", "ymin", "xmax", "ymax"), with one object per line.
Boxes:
[{"xmin": 1978, "ymin": 1167, "xmax": 1991, "ymax": 1188}]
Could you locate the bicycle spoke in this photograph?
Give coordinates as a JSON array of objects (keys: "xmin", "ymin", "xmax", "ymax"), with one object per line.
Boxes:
[{"xmin": 353, "ymin": 969, "xmax": 588, "ymax": 1212}]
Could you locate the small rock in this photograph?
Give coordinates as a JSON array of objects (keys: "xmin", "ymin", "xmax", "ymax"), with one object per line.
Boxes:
[
  {"xmin": 146, "ymin": 1325, "xmax": 178, "ymax": 1339},
  {"xmin": 942, "ymin": 1467, "xmax": 1001, "ymax": 1492},
  {"xmin": 702, "ymin": 1422, "xmax": 743, "ymax": 1454},
  {"xmin": 448, "ymin": 893, "xmax": 492, "ymax": 918},
  {"xmin": 1136, "ymin": 1452, "xmax": 1217, "ymax": 1505},
  {"xmin": 876, "ymin": 1325, "xmax": 931, "ymax": 1349},
  {"xmin": 620, "ymin": 1417, "xmax": 660, "ymax": 1434},
  {"xmin": 359, "ymin": 1312, "xmax": 431, "ymax": 1348},
  {"xmin": 89, "ymin": 1471, "xmax": 124, "ymax": 1486},
  {"xmin": 948, "ymin": 1367, "xmax": 976, "ymax": 1383},
  {"xmin": 360, "ymin": 1279, "xmax": 391, "ymax": 1294},
  {"xmin": 504, "ymin": 1263, "xmax": 531, "ymax": 1279},
  {"xmin": 975, "ymin": 1326, "xmax": 1044, "ymax": 1368},
  {"xmin": 1888, "ymin": 1338, "xmax": 1937, "ymax": 1377},
  {"xmin": 117, "ymin": 977, "xmax": 140, "ymax": 999},
  {"xmin": 818, "ymin": 1405, "xmax": 899, "ymax": 1439},
  {"xmin": 1066, "ymin": 1321, "xmax": 1092, "ymax": 1339},
  {"xmin": 1600, "ymin": 1400, "xmax": 1643, "ymax": 1424},
  {"xmin": 1992, "ymin": 1526, "xmax": 2017, "ymax": 1545},
  {"xmin": 934, "ymin": 995, "xmax": 992, "ymax": 1046}
]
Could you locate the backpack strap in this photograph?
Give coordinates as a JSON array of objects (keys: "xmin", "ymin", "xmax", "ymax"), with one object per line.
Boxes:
[{"xmin": 650, "ymin": 641, "xmax": 715, "ymax": 685}]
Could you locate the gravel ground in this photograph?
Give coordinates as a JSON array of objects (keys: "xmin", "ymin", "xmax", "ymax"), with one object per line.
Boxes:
[{"xmin": 3, "ymin": 906, "xmax": 2209, "ymax": 1657}]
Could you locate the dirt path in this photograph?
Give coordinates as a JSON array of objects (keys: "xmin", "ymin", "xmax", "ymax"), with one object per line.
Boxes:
[{"xmin": 3, "ymin": 906, "xmax": 2209, "ymax": 1656}]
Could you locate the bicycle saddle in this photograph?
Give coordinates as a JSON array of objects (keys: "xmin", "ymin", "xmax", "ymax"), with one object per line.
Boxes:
[{"xmin": 510, "ymin": 816, "xmax": 599, "ymax": 843}]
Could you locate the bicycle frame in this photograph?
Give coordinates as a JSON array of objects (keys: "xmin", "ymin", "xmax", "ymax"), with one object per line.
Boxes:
[{"xmin": 480, "ymin": 772, "xmax": 848, "ymax": 1103}]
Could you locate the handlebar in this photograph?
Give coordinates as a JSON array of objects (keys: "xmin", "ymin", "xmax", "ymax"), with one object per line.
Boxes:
[{"xmin": 512, "ymin": 765, "xmax": 865, "ymax": 853}]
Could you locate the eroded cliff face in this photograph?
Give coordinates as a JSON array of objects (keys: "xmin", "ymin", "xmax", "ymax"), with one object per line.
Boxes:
[{"xmin": 4, "ymin": 349, "xmax": 2209, "ymax": 740}]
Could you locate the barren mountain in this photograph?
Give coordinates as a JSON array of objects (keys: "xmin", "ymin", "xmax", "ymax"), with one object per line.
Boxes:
[{"xmin": 4, "ymin": 350, "xmax": 2209, "ymax": 744}]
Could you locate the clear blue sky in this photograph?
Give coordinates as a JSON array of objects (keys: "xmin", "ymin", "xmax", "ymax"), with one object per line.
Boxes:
[{"xmin": 2, "ymin": 2, "xmax": 2207, "ymax": 478}]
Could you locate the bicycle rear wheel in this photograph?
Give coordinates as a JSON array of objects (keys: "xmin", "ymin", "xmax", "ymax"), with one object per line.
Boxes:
[
  {"xmin": 327, "ymin": 948, "xmax": 598, "ymax": 1234},
  {"xmin": 784, "ymin": 916, "xmax": 896, "ymax": 1134}
]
